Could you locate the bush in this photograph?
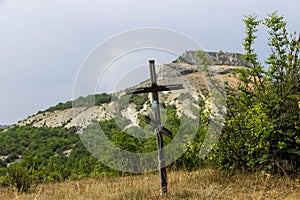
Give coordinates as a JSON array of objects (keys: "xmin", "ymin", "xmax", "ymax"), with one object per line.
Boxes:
[
  {"xmin": 214, "ymin": 12, "xmax": 300, "ymax": 174},
  {"xmin": 6, "ymin": 163, "xmax": 32, "ymax": 193}
]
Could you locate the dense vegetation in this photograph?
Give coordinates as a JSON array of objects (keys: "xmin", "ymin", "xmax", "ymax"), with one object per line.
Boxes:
[
  {"xmin": 212, "ymin": 12, "xmax": 300, "ymax": 174},
  {"xmin": 0, "ymin": 125, "xmax": 120, "ymax": 192},
  {"xmin": 0, "ymin": 103, "xmax": 207, "ymax": 193}
]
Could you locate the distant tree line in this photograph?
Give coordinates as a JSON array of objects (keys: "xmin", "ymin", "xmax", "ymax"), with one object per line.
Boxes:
[{"xmin": 42, "ymin": 93, "xmax": 113, "ymax": 113}]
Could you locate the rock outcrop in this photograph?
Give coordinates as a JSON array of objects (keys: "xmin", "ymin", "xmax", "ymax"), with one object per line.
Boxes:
[{"xmin": 175, "ymin": 50, "xmax": 250, "ymax": 67}]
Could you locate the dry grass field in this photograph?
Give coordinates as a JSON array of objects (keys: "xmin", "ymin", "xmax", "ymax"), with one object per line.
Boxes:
[{"xmin": 1, "ymin": 169, "xmax": 300, "ymax": 200}]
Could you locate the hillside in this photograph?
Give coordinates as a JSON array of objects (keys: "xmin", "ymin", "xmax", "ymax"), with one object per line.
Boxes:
[
  {"xmin": 17, "ymin": 50, "xmax": 246, "ymax": 129},
  {"xmin": 1, "ymin": 48, "xmax": 299, "ymax": 198},
  {"xmin": 0, "ymin": 50, "xmax": 251, "ymax": 194}
]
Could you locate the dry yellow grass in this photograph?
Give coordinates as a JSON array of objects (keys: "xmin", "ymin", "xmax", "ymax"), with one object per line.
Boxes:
[{"xmin": 1, "ymin": 169, "xmax": 300, "ymax": 200}]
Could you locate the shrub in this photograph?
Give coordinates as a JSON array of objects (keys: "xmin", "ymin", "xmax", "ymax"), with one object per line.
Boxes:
[{"xmin": 6, "ymin": 163, "xmax": 32, "ymax": 194}]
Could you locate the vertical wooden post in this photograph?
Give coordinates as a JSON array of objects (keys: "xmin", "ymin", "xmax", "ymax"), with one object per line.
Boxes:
[
  {"xmin": 149, "ymin": 60, "xmax": 168, "ymax": 194},
  {"xmin": 125, "ymin": 60, "xmax": 184, "ymax": 194}
]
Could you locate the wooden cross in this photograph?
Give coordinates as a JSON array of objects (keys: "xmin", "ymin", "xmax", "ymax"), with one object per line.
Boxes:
[{"xmin": 125, "ymin": 60, "xmax": 184, "ymax": 194}]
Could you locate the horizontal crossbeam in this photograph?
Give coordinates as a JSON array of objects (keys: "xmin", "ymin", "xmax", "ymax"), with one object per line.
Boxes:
[
  {"xmin": 144, "ymin": 116, "xmax": 173, "ymax": 138},
  {"xmin": 125, "ymin": 84, "xmax": 184, "ymax": 95}
]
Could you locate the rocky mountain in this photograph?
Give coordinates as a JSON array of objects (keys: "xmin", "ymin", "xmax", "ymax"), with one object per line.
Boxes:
[
  {"xmin": 17, "ymin": 50, "xmax": 247, "ymax": 129},
  {"xmin": 175, "ymin": 50, "xmax": 250, "ymax": 67}
]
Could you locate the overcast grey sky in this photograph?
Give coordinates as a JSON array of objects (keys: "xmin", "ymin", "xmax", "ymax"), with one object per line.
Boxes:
[{"xmin": 1, "ymin": 0, "xmax": 299, "ymax": 125}]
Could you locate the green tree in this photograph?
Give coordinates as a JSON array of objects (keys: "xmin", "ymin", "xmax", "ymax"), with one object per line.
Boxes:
[{"xmin": 216, "ymin": 12, "xmax": 300, "ymax": 174}]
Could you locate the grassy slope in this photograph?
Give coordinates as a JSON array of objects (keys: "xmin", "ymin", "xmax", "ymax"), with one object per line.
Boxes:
[{"xmin": 1, "ymin": 169, "xmax": 300, "ymax": 200}]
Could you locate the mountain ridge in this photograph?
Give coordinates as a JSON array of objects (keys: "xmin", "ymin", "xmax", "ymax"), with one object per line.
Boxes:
[
  {"xmin": 175, "ymin": 50, "xmax": 250, "ymax": 67},
  {"xmin": 17, "ymin": 50, "xmax": 246, "ymax": 129}
]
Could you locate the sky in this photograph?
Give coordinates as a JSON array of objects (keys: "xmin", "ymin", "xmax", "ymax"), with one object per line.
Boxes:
[{"xmin": 0, "ymin": 0, "xmax": 299, "ymax": 125}]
